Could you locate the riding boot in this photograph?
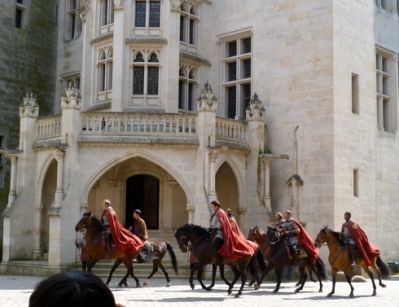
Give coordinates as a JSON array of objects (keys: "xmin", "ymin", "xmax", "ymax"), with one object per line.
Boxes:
[
  {"xmin": 289, "ymin": 245, "xmax": 298, "ymax": 263},
  {"xmin": 348, "ymin": 245, "xmax": 356, "ymax": 269},
  {"xmin": 105, "ymin": 234, "xmax": 112, "ymax": 259},
  {"xmin": 213, "ymin": 238, "xmax": 224, "ymax": 265}
]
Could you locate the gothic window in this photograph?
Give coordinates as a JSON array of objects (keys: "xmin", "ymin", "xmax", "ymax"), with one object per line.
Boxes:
[
  {"xmin": 222, "ymin": 35, "xmax": 252, "ymax": 119},
  {"xmin": 134, "ymin": 0, "xmax": 161, "ymax": 28},
  {"xmin": 376, "ymin": 48, "xmax": 397, "ymax": 132},
  {"xmin": 132, "ymin": 50, "xmax": 160, "ymax": 96},
  {"xmin": 65, "ymin": 0, "xmax": 82, "ymax": 40},
  {"xmin": 178, "ymin": 64, "xmax": 197, "ymax": 111},
  {"xmin": 15, "ymin": 0, "xmax": 26, "ymax": 29},
  {"xmin": 96, "ymin": 47, "xmax": 113, "ymax": 101},
  {"xmin": 100, "ymin": 0, "xmax": 114, "ymax": 27},
  {"xmin": 179, "ymin": 3, "xmax": 198, "ymax": 45}
]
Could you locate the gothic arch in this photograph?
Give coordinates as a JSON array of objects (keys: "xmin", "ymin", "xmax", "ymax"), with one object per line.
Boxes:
[
  {"xmin": 81, "ymin": 150, "xmax": 193, "ymax": 207},
  {"xmin": 35, "ymin": 153, "xmax": 58, "ymax": 206},
  {"xmin": 215, "ymin": 158, "xmax": 244, "ymax": 204}
]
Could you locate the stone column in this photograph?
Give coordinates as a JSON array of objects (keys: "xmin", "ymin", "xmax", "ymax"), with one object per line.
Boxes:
[
  {"xmin": 78, "ymin": 0, "xmax": 91, "ymax": 110},
  {"xmin": 111, "ymin": 0, "xmax": 126, "ymax": 111},
  {"xmin": 237, "ymin": 207, "xmax": 247, "ymax": 234},
  {"xmin": 32, "ymin": 204, "xmax": 43, "ymax": 259},
  {"xmin": 7, "ymin": 155, "xmax": 18, "ymax": 206},
  {"xmin": 54, "ymin": 150, "xmax": 65, "ymax": 207},
  {"xmin": 208, "ymin": 149, "xmax": 217, "ymax": 196},
  {"xmin": 186, "ymin": 205, "xmax": 195, "ymax": 224},
  {"xmin": 262, "ymin": 159, "xmax": 272, "ymax": 213}
]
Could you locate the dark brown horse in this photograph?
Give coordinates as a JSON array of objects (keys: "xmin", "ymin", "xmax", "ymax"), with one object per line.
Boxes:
[
  {"xmin": 248, "ymin": 226, "xmax": 326, "ymax": 293},
  {"xmin": 75, "ymin": 212, "xmax": 139, "ymax": 287},
  {"xmin": 175, "ymin": 224, "xmax": 265, "ymax": 298},
  {"xmin": 314, "ymin": 226, "xmax": 390, "ymax": 297}
]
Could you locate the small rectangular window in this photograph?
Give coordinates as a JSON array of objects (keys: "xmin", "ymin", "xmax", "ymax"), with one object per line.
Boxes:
[
  {"xmin": 188, "ymin": 83, "xmax": 194, "ymax": 111},
  {"xmin": 351, "ymin": 73, "xmax": 359, "ymax": 114},
  {"xmin": 189, "ymin": 19, "xmax": 195, "ymax": 44},
  {"xmin": 15, "ymin": 8, "xmax": 23, "ymax": 28},
  {"xmin": 227, "ymin": 41, "xmax": 237, "ymax": 57},
  {"xmin": 133, "ymin": 66, "xmax": 145, "ymax": 95},
  {"xmin": 149, "ymin": 1, "xmax": 160, "ymax": 27},
  {"xmin": 227, "ymin": 62, "xmax": 237, "ymax": 81},
  {"xmin": 383, "ymin": 99, "xmax": 389, "ymax": 131},
  {"xmin": 242, "ymin": 37, "xmax": 251, "ymax": 54},
  {"xmin": 178, "ymin": 80, "xmax": 184, "ymax": 109},
  {"xmin": 353, "ymin": 169, "xmax": 359, "ymax": 197},
  {"xmin": 242, "ymin": 59, "xmax": 251, "ymax": 79},
  {"xmin": 227, "ymin": 86, "xmax": 236, "ymax": 119},
  {"xmin": 135, "ymin": 1, "xmax": 146, "ymax": 27},
  {"xmin": 241, "ymin": 83, "xmax": 251, "ymax": 117},
  {"xmin": 179, "ymin": 15, "xmax": 185, "ymax": 41},
  {"xmin": 147, "ymin": 66, "xmax": 159, "ymax": 95}
]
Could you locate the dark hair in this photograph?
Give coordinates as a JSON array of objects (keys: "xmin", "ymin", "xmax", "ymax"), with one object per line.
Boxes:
[
  {"xmin": 29, "ymin": 271, "xmax": 117, "ymax": 307},
  {"xmin": 210, "ymin": 200, "xmax": 221, "ymax": 207}
]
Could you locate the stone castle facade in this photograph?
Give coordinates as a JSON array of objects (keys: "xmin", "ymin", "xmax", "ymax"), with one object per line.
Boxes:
[{"xmin": 1, "ymin": 0, "xmax": 398, "ymax": 269}]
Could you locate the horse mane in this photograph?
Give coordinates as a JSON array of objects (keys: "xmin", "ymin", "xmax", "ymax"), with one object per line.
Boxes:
[
  {"xmin": 327, "ymin": 227, "xmax": 346, "ymax": 247},
  {"xmin": 175, "ymin": 224, "xmax": 211, "ymax": 240}
]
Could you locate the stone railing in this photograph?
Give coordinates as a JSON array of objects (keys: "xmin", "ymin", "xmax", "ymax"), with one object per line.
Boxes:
[
  {"xmin": 80, "ymin": 113, "xmax": 197, "ymax": 137},
  {"xmin": 216, "ymin": 117, "xmax": 247, "ymax": 143},
  {"xmin": 36, "ymin": 116, "xmax": 62, "ymax": 140}
]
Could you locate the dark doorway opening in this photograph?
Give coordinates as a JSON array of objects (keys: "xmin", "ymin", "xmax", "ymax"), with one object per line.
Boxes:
[{"xmin": 125, "ymin": 175, "xmax": 160, "ymax": 229}]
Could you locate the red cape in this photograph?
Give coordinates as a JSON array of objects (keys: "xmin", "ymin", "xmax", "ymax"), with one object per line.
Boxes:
[
  {"xmin": 105, "ymin": 208, "xmax": 144, "ymax": 254},
  {"xmin": 347, "ymin": 221, "xmax": 380, "ymax": 266},
  {"xmin": 217, "ymin": 209, "xmax": 257, "ymax": 260},
  {"xmin": 290, "ymin": 218, "xmax": 319, "ymax": 265}
]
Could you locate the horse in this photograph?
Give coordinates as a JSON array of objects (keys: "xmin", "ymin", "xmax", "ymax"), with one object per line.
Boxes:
[
  {"xmin": 314, "ymin": 226, "xmax": 390, "ymax": 297},
  {"xmin": 106, "ymin": 239, "xmax": 178, "ymax": 287},
  {"xmin": 248, "ymin": 225, "xmax": 326, "ymax": 293},
  {"xmin": 175, "ymin": 224, "xmax": 265, "ymax": 298},
  {"xmin": 75, "ymin": 212, "xmax": 140, "ymax": 287}
]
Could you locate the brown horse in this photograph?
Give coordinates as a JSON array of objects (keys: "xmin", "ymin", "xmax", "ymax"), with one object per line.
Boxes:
[
  {"xmin": 75, "ymin": 212, "xmax": 140, "ymax": 287},
  {"xmin": 175, "ymin": 224, "xmax": 265, "ymax": 298},
  {"xmin": 106, "ymin": 239, "xmax": 178, "ymax": 287},
  {"xmin": 314, "ymin": 226, "xmax": 390, "ymax": 297},
  {"xmin": 248, "ymin": 226, "xmax": 326, "ymax": 293}
]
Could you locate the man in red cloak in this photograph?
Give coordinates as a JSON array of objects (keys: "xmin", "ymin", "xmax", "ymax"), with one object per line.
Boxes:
[
  {"xmin": 210, "ymin": 200, "xmax": 257, "ymax": 261},
  {"xmin": 101, "ymin": 199, "xmax": 143, "ymax": 257},
  {"xmin": 282, "ymin": 210, "xmax": 319, "ymax": 265},
  {"xmin": 341, "ymin": 211, "xmax": 380, "ymax": 268}
]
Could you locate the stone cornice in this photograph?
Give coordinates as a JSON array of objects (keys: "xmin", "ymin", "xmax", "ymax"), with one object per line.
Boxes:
[
  {"xmin": 86, "ymin": 101, "xmax": 112, "ymax": 112},
  {"xmin": 180, "ymin": 50, "xmax": 211, "ymax": 67},
  {"xmin": 259, "ymin": 153, "xmax": 289, "ymax": 161},
  {"xmin": 91, "ymin": 32, "xmax": 114, "ymax": 45},
  {"xmin": 126, "ymin": 37, "xmax": 168, "ymax": 46},
  {"xmin": 77, "ymin": 136, "xmax": 199, "ymax": 147},
  {"xmin": 32, "ymin": 140, "xmax": 67, "ymax": 152}
]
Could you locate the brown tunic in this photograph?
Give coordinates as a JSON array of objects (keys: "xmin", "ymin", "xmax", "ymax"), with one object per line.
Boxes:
[{"xmin": 132, "ymin": 217, "xmax": 148, "ymax": 241}]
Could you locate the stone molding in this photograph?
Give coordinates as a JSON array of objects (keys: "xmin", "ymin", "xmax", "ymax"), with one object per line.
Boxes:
[
  {"xmin": 113, "ymin": 0, "xmax": 124, "ymax": 10},
  {"xmin": 19, "ymin": 92, "xmax": 39, "ymax": 118}
]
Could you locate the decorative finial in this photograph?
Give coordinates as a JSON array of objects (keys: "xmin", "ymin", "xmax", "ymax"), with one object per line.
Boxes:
[{"xmin": 246, "ymin": 92, "xmax": 265, "ymax": 121}]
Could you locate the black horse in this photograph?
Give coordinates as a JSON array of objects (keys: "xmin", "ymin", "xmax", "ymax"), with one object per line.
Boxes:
[
  {"xmin": 259, "ymin": 226, "xmax": 326, "ymax": 293},
  {"xmin": 175, "ymin": 224, "xmax": 265, "ymax": 298}
]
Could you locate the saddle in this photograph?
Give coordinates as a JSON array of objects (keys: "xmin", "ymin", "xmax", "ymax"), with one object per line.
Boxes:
[{"xmin": 285, "ymin": 245, "xmax": 307, "ymax": 261}]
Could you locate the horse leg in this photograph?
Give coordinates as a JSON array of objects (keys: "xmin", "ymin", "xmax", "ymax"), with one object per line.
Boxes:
[
  {"xmin": 158, "ymin": 262, "xmax": 171, "ymax": 287},
  {"xmin": 362, "ymin": 264, "xmax": 377, "ymax": 296},
  {"xmin": 310, "ymin": 264, "xmax": 323, "ymax": 292},
  {"xmin": 205, "ymin": 264, "xmax": 217, "ymax": 291},
  {"xmin": 235, "ymin": 262, "xmax": 248, "ymax": 298},
  {"xmin": 273, "ymin": 267, "xmax": 283, "ymax": 293},
  {"xmin": 144, "ymin": 260, "xmax": 159, "ymax": 286},
  {"xmin": 372, "ymin": 263, "xmax": 386, "ymax": 288},
  {"xmin": 106, "ymin": 259, "xmax": 121, "ymax": 286},
  {"xmin": 259, "ymin": 264, "xmax": 273, "ymax": 285},
  {"xmin": 189, "ymin": 263, "xmax": 198, "ymax": 290},
  {"xmin": 219, "ymin": 264, "xmax": 231, "ymax": 288},
  {"xmin": 344, "ymin": 271, "xmax": 355, "ymax": 297},
  {"xmin": 81, "ymin": 261, "xmax": 87, "ymax": 272},
  {"xmin": 129, "ymin": 265, "xmax": 141, "ymax": 288},
  {"xmin": 228, "ymin": 266, "xmax": 240, "ymax": 296},
  {"xmin": 295, "ymin": 265, "xmax": 307, "ymax": 293},
  {"xmin": 327, "ymin": 268, "xmax": 337, "ymax": 297},
  {"xmin": 196, "ymin": 265, "xmax": 210, "ymax": 291}
]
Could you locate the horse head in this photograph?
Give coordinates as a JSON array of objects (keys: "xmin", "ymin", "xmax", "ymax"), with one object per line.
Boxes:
[
  {"xmin": 314, "ymin": 226, "xmax": 329, "ymax": 247},
  {"xmin": 266, "ymin": 226, "xmax": 280, "ymax": 244},
  {"xmin": 174, "ymin": 225, "xmax": 191, "ymax": 253}
]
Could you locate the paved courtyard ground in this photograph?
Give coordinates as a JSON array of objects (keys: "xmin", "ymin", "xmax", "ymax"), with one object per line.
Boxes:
[{"xmin": 0, "ymin": 275, "xmax": 398, "ymax": 307}]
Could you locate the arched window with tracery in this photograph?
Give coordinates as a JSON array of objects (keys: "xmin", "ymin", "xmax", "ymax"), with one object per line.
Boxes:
[
  {"xmin": 132, "ymin": 50, "xmax": 160, "ymax": 97},
  {"xmin": 96, "ymin": 46, "xmax": 113, "ymax": 102},
  {"xmin": 178, "ymin": 64, "xmax": 197, "ymax": 111},
  {"xmin": 179, "ymin": 3, "xmax": 198, "ymax": 45}
]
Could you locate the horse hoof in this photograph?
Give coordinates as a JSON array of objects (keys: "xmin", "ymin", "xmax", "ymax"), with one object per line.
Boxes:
[
  {"xmin": 166, "ymin": 282, "xmax": 171, "ymax": 287},
  {"xmin": 136, "ymin": 284, "xmax": 141, "ymax": 288},
  {"xmin": 228, "ymin": 290, "xmax": 232, "ymax": 295},
  {"xmin": 254, "ymin": 285, "xmax": 259, "ymax": 291},
  {"xmin": 205, "ymin": 287, "xmax": 212, "ymax": 291},
  {"xmin": 381, "ymin": 283, "xmax": 386, "ymax": 288},
  {"xmin": 295, "ymin": 288, "xmax": 301, "ymax": 293},
  {"xmin": 372, "ymin": 291, "xmax": 377, "ymax": 296},
  {"xmin": 190, "ymin": 284, "xmax": 195, "ymax": 290},
  {"xmin": 143, "ymin": 282, "xmax": 148, "ymax": 286},
  {"xmin": 234, "ymin": 293, "xmax": 241, "ymax": 298},
  {"xmin": 273, "ymin": 289, "xmax": 279, "ymax": 293},
  {"xmin": 327, "ymin": 293, "xmax": 333, "ymax": 297},
  {"xmin": 349, "ymin": 293, "xmax": 354, "ymax": 298}
]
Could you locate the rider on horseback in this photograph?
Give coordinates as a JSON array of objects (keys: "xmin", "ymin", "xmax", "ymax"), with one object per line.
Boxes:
[
  {"xmin": 274, "ymin": 211, "xmax": 285, "ymax": 230},
  {"xmin": 130, "ymin": 209, "xmax": 151, "ymax": 262},
  {"xmin": 210, "ymin": 200, "xmax": 224, "ymax": 264},
  {"xmin": 281, "ymin": 210, "xmax": 300, "ymax": 262},
  {"xmin": 341, "ymin": 212, "xmax": 357, "ymax": 269},
  {"xmin": 101, "ymin": 199, "xmax": 113, "ymax": 258}
]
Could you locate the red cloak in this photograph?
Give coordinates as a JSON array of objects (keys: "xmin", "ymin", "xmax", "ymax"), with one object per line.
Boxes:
[
  {"xmin": 217, "ymin": 209, "xmax": 257, "ymax": 260},
  {"xmin": 290, "ymin": 218, "xmax": 319, "ymax": 265},
  {"xmin": 347, "ymin": 221, "xmax": 380, "ymax": 267},
  {"xmin": 104, "ymin": 207, "xmax": 144, "ymax": 254}
]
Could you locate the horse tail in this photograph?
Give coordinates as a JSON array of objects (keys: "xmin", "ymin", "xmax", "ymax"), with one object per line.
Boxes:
[
  {"xmin": 166, "ymin": 242, "xmax": 178, "ymax": 275},
  {"xmin": 315, "ymin": 256, "xmax": 327, "ymax": 280},
  {"xmin": 376, "ymin": 256, "xmax": 391, "ymax": 279}
]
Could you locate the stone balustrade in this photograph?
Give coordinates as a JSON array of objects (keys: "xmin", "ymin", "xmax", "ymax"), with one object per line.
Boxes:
[
  {"xmin": 216, "ymin": 117, "xmax": 247, "ymax": 143},
  {"xmin": 81, "ymin": 113, "xmax": 197, "ymax": 137},
  {"xmin": 36, "ymin": 116, "xmax": 62, "ymax": 140}
]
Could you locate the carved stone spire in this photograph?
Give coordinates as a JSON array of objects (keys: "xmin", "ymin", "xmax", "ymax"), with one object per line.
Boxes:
[
  {"xmin": 246, "ymin": 92, "xmax": 265, "ymax": 121},
  {"xmin": 78, "ymin": 0, "xmax": 91, "ymax": 22},
  {"xmin": 61, "ymin": 83, "xmax": 82, "ymax": 110},
  {"xmin": 197, "ymin": 82, "xmax": 217, "ymax": 112},
  {"xmin": 19, "ymin": 91, "xmax": 39, "ymax": 118}
]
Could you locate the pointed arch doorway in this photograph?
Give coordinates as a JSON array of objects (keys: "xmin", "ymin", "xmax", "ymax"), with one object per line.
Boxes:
[{"xmin": 125, "ymin": 174, "xmax": 160, "ymax": 229}]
